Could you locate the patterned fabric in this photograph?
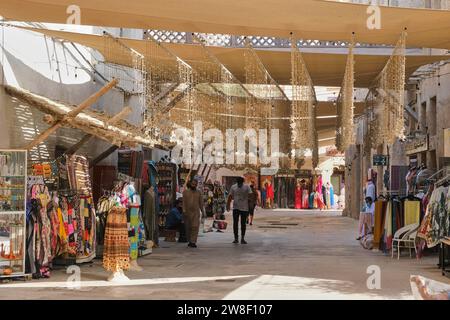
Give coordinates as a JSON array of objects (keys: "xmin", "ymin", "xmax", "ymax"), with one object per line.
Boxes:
[
  {"xmin": 66, "ymin": 155, "xmax": 92, "ymax": 195},
  {"xmin": 103, "ymin": 207, "xmax": 130, "ymax": 271},
  {"xmin": 129, "ymin": 205, "xmax": 140, "ymax": 260},
  {"xmin": 417, "ymin": 186, "xmax": 449, "ymax": 249},
  {"xmin": 76, "ymin": 196, "xmax": 96, "ymax": 263}
]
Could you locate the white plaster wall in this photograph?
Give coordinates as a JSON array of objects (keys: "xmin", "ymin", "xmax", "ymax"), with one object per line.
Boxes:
[
  {"xmin": 0, "ymin": 25, "xmax": 146, "ymax": 166},
  {"xmin": 415, "ymin": 62, "xmax": 450, "ymax": 168}
]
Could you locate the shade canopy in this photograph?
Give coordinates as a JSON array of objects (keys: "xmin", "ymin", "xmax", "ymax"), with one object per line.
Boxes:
[
  {"xmin": 16, "ymin": 27, "xmax": 448, "ymax": 88},
  {"xmin": 2, "ymin": 0, "xmax": 450, "ymax": 49}
]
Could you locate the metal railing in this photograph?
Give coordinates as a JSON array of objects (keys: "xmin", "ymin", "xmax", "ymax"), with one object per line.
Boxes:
[{"xmin": 144, "ymin": 30, "xmax": 389, "ymax": 48}]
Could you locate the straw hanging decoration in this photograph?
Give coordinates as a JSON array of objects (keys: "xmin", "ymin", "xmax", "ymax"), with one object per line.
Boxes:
[
  {"xmin": 336, "ymin": 36, "xmax": 355, "ymax": 152},
  {"xmin": 371, "ymin": 31, "xmax": 407, "ymax": 146},
  {"xmin": 290, "ymin": 37, "xmax": 316, "ymax": 163}
]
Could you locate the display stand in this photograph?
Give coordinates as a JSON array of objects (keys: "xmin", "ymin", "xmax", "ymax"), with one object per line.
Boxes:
[
  {"xmin": 0, "ymin": 150, "xmax": 29, "ymax": 280},
  {"xmin": 156, "ymin": 162, "xmax": 177, "ymax": 231},
  {"xmin": 107, "ymin": 266, "xmax": 130, "ymax": 283}
]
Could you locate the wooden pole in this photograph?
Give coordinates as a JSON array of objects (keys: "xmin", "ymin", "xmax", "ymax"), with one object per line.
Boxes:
[
  {"xmin": 205, "ymin": 165, "xmax": 213, "ymax": 182},
  {"xmin": 183, "ymin": 166, "xmax": 193, "ymax": 189},
  {"xmin": 65, "ymin": 106, "xmax": 131, "ymax": 155},
  {"xmin": 24, "ymin": 78, "xmax": 118, "ymax": 150},
  {"xmin": 106, "ymin": 106, "xmax": 132, "ymax": 126}
]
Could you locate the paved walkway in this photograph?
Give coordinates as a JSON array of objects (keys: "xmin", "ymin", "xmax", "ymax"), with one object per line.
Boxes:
[{"xmin": 1, "ymin": 209, "xmax": 448, "ymax": 299}]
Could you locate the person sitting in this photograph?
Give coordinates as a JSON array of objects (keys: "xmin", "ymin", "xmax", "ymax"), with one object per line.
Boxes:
[{"xmin": 165, "ymin": 198, "xmax": 187, "ymax": 243}]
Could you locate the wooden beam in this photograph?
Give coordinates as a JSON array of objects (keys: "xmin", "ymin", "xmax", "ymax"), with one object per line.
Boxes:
[
  {"xmin": 65, "ymin": 106, "xmax": 131, "ymax": 155},
  {"xmin": 154, "ymin": 82, "xmax": 180, "ymax": 103},
  {"xmin": 205, "ymin": 165, "xmax": 213, "ymax": 182},
  {"xmin": 24, "ymin": 78, "xmax": 118, "ymax": 150},
  {"xmin": 107, "ymin": 106, "xmax": 132, "ymax": 126},
  {"xmin": 160, "ymin": 83, "xmax": 193, "ymax": 113},
  {"xmin": 89, "ymin": 145, "xmax": 119, "ymax": 168},
  {"xmin": 5, "ymin": 84, "xmax": 161, "ymax": 148},
  {"xmin": 200, "ymin": 164, "xmax": 208, "ymax": 176}
]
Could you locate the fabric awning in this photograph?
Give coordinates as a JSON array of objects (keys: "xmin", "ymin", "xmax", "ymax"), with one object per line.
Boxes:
[
  {"xmin": 15, "ymin": 26, "xmax": 448, "ymax": 88},
  {"xmin": 2, "ymin": 0, "xmax": 450, "ymax": 49}
]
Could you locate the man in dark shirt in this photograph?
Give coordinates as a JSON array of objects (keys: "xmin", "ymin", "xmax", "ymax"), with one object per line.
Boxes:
[{"xmin": 165, "ymin": 198, "xmax": 187, "ymax": 242}]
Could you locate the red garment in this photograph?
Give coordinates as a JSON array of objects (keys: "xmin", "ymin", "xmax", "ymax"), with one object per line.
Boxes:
[
  {"xmin": 266, "ymin": 183, "xmax": 274, "ymax": 200},
  {"xmin": 316, "ymin": 176, "xmax": 323, "ymax": 194},
  {"xmin": 295, "ymin": 187, "xmax": 302, "ymax": 209}
]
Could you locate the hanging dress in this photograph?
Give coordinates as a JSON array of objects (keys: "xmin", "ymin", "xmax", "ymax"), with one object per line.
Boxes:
[
  {"xmin": 103, "ymin": 207, "xmax": 130, "ymax": 272},
  {"xmin": 294, "ymin": 187, "xmax": 302, "ymax": 209},
  {"xmin": 325, "ymin": 187, "xmax": 331, "ymax": 209},
  {"xmin": 302, "ymin": 189, "xmax": 309, "ymax": 209},
  {"xmin": 309, "ymin": 192, "xmax": 315, "ymax": 209}
]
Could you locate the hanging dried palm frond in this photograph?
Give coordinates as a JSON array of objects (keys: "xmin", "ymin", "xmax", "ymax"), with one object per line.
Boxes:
[
  {"xmin": 371, "ymin": 31, "xmax": 407, "ymax": 146},
  {"xmin": 336, "ymin": 36, "xmax": 355, "ymax": 152},
  {"xmin": 290, "ymin": 37, "xmax": 316, "ymax": 165}
]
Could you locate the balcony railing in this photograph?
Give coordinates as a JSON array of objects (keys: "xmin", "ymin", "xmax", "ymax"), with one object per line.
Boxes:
[{"xmin": 144, "ymin": 30, "xmax": 389, "ymax": 48}]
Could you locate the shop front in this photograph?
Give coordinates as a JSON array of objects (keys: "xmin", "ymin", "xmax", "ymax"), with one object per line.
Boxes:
[{"xmin": 272, "ymin": 169, "xmax": 312, "ymax": 209}]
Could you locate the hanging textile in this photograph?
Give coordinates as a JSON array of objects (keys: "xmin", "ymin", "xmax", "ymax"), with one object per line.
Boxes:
[
  {"xmin": 129, "ymin": 205, "xmax": 140, "ymax": 260},
  {"xmin": 417, "ymin": 186, "xmax": 449, "ymax": 249},
  {"xmin": 66, "ymin": 155, "xmax": 92, "ymax": 196},
  {"xmin": 103, "ymin": 206, "xmax": 130, "ymax": 272},
  {"xmin": 383, "ymin": 201, "xmax": 393, "ymax": 251},
  {"xmin": 404, "ymin": 200, "xmax": 421, "ymax": 225},
  {"xmin": 373, "ymin": 200, "xmax": 386, "ymax": 249},
  {"xmin": 76, "ymin": 195, "xmax": 96, "ymax": 263}
]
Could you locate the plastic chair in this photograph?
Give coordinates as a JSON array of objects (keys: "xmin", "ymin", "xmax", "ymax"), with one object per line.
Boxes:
[{"xmin": 391, "ymin": 223, "xmax": 419, "ymax": 259}]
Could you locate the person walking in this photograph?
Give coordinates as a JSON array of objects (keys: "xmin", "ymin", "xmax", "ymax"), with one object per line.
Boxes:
[
  {"xmin": 226, "ymin": 177, "xmax": 252, "ymax": 244},
  {"xmin": 182, "ymin": 179, "xmax": 205, "ymax": 248},
  {"xmin": 247, "ymin": 182, "xmax": 260, "ymax": 226}
]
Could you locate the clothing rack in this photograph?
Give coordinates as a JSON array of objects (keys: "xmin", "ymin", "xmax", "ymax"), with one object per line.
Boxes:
[
  {"xmin": 435, "ymin": 174, "xmax": 450, "ymax": 188},
  {"xmin": 432, "ymin": 173, "xmax": 450, "ymax": 278}
]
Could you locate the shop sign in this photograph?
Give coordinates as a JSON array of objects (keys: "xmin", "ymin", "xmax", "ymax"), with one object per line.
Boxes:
[
  {"xmin": 373, "ymin": 154, "xmax": 389, "ymax": 166},
  {"xmin": 405, "ymin": 134, "xmax": 428, "ymax": 155}
]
